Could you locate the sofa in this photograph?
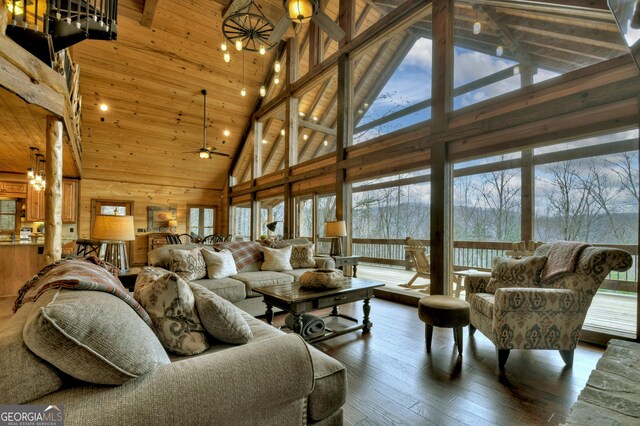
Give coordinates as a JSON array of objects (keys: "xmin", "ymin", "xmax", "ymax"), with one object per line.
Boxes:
[
  {"xmin": 147, "ymin": 239, "xmax": 336, "ymax": 316},
  {"xmin": 1, "ymin": 256, "xmax": 347, "ymax": 425},
  {"xmin": 464, "ymin": 243, "xmax": 632, "ymax": 368}
]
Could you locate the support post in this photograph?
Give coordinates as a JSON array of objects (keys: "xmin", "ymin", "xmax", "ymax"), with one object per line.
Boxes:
[
  {"xmin": 44, "ymin": 116, "xmax": 63, "ymax": 264},
  {"xmin": 253, "ymin": 121, "xmax": 263, "ymax": 180},
  {"xmin": 521, "ymin": 149, "xmax": 534, "ymax": 242},
  {"xmin": 335, "ymin": 52, "xmax": 351, "ymax": 254},
  {"xmin": 1, "ymin": 0, "xmax": 7, "ymax": 36},
  {"xmin": 429, "ymin": 0, "xmax": 454, "ymax": 295}
]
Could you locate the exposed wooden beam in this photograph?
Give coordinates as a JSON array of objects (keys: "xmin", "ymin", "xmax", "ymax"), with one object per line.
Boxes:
[
  {"xmin": 141, "ymin": 0, "xmax": 161, "ymax": 28},
  {"xmin": 299, "ymin": 119, "xmax": 336, "ymax": 135}
]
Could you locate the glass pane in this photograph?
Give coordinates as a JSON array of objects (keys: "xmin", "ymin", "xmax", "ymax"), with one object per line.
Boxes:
[
  {"xmin": 100, "ymin": 205, "xmax": 126, "ymax": 216},
  {"xmin": 297, "ymin": 67, "xmax": 338, "ymax": 162},
  {"xmin": 534, "ymin": 130, "xmax": 638, "ymax": 337},
  {"xmin": 317, "ymin": 194, "xmax": 336, "ymax": 254},
  {"xmin": 259, "ymin": 197, "xmax": 285, "ymax": 237},
  {"xmin": 203, "ymin": 208, "xmax": 214, "ymax": 228},
  {"xmin": 296, "ymin": 197, "xmax": 313, "ymax": 238},
  {"xmin": 352, "ymin": 9, "xmax": 433, "ymax": 145},
  {"xmin": 233, "ymin": 204, "xmax": 252, "ymax": 241},
  {"xmin": 259, "ymin": 103, "xmax": 286, "ymax": 175},
  {"xmin": 232, "ymin": 133, "xmax": 254, "ymax": 185},
  {"xmin": 453, "ymin": 0, "xmax": 627, "ymax": 110},
  {"xmin": 0, "ymin": 215, "xmax": 15, "ymax": 230},
  {"xmin": 189, "ymin": 208, "xmax": 199, "ymax": 227}
]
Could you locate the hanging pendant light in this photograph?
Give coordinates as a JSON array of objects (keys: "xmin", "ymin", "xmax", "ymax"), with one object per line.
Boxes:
[
  {"xmin": 496, "ymin": 45, "xmax": 504, "ymax": 57},
  {"xmin": 235, "ymin": 40, "xmax": 243, "ymax": 51},
  {"xmin": 274, "ymin": 60, "xmax": 281, "ymax": 73},
  {"xmin": 221, "ymin": 41, "xmax": 228, "ymax": 52},
  {"xmin": 513, "ymin": 65, "xmax": 520, "ymax": 75},
  {"xmin": 473, "ymin": 6, "xmax": 481, "ymax": 35},
  {"xmin": 224, "ymin": 51, "xmax": 231, "ymax": 62},
  {"xmin": 26, "ymin": 147, "xmax": 38, "ymax": 180},
  {"xmin": 260, "ymin": 85, "xmax": 266, "ymax": 97},
  {"xmin": 259, "ymin": 45, "xmax": 266, "ymax": 55},
  {"xmin": 274, "ymin": 75, "xmax": 280, "ymax": 85},
  {"xmin": 287, "ymin": 0, "xmax": 314, "ymax": 24}
]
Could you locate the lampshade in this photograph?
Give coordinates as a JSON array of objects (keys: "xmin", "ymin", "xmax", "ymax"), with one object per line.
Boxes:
[
  {"xmin": 287, "ymin": 0, "xmax": 314, "ymax": 23},
  {"xmin": 325, "ymin": 220, "xmax": 347, "ymax": 237},
  {"xmin": 266, "ymin": 221, "xmax": 279, "ymax": 232},
  {"xmin": 168, "ymin": 219, "xmax": 178, "ymax": 228},
  {"xmin": 92, "ymin": 215, "xmax": 135, "ymax": 241}
]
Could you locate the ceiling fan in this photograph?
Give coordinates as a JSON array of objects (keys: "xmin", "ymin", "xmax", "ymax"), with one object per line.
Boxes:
[
  {"xmin": 268, "ymin": 0, "xmax": 346, "ymax": 44},
  {"xmin": 185, "ymin": 89, "xmax": 230, "ymax": 159}
]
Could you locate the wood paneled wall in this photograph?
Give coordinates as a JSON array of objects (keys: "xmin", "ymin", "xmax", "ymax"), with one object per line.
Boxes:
[{"xmin": 79, "ymin": 178, "xmax": 227, "ymax": 265}]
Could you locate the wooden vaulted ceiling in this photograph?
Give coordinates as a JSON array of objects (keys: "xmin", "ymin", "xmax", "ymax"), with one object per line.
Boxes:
[{"xmin": 0, "ymin": 0, "xmax": 628, "ymax": 190}]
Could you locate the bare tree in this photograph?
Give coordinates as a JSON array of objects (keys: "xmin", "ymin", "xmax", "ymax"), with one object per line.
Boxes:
[{"xmin": 479, "ymin": 167, "xmax": 520, "ymax": 241}]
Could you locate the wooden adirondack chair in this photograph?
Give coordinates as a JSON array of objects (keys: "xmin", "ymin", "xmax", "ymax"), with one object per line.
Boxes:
[{"xmin": 401, "ymin": 237, "xmax": 431, "ymax": 292}]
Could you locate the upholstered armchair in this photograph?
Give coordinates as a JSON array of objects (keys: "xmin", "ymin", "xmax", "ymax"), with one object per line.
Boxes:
[{"xmin": 465, "ymin": 244, "xmax": 633, "ymax": 369}]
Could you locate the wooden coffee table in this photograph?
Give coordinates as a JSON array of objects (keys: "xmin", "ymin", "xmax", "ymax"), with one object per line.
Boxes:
[{"xmin": 254, "ymin": 278, "xmax": 385, "ymax": 343}]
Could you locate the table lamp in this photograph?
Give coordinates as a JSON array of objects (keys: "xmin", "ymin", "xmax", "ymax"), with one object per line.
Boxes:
[
  {"xmin": 168, "ymin": 219, "xmax": 178, "ymax": 232},
  {"xmin": 325, "ymin": 220, "xmax": 347, "ymax": 257},
  {"xmin": 92, "ymin": 215, "xmax": 135, "ymax": 272}
]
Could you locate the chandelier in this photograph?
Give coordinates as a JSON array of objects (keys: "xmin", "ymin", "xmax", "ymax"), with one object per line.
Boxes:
[
  {"xmin": 221, "ymin": 0, "xmax": 276, "ymax": 98},
  {"xmin": 27, "ymin": 147, "xmax": 46, "ymax": 191}
]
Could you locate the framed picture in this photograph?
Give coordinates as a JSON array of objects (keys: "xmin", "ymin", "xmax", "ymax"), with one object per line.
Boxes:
[{"xmin": 147, "ymin": 206, "xmax": 177, "ymax": 232}]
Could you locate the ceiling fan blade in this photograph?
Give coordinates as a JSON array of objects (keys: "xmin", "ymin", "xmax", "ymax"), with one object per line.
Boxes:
[
  {"xmin": 312, "ymin": 11, "xmax": 345, "ymax": 41},
  {"xmin": 210, "ymin": 152, "xmax": 231, "ymax": 158},
  {"xmin": 268, "ymin": 15, "xmax": 290, "ymax": 44}
]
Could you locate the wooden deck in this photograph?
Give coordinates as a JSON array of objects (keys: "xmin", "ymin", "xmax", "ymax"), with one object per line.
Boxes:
[{"xmin": 357, "ymin": 264, "xmax": 638, "ymax": 338}]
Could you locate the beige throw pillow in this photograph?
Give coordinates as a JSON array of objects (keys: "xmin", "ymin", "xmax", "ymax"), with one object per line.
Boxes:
[
  {"xmin": 485, "ymin": 256, "xmax": 548, "ymax": 294},
  {"xmin": 261, "ymin": 246, "xmax": 293, "ymax": 271},
  {"xmin": 202, "ymin": 248, "xmax": 238, "ymax": 279},
  {"xmin": 290, "ymin": 244, "xmax": 316, "ymax": 269},
  {"xmin": 134, "ymin": 268, "xmax": 209, "ymax": 355},
  {"xmin": 189, "ymin": 283, "xmax": 253, "ymax": 344},
  {"xmin": 23, "ymin": 288, "xmax": 170, "ymax": 385},
  {"xmin": 169, "ymin": 248, "xmax": 207, "ymax": 281}
]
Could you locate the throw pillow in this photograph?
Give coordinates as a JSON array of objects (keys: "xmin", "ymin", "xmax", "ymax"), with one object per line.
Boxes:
[
  {"xmin": 135, "ymin": 268, "xmax": 209, "ymax": 355},
  {"xmin": 485, "ymin": 256, "xmax": 548, "ymax": 294},
  {"xmin": 202, "ymin": 248, "xmax": 238, "ymax": 279},
  {"xmin": 262, "ymin": 246, "xmax": 293, "ymax": 271},
  {"xmin": 189, "ymin": 283, "xmax": 253, "ymax": 344},
  {"xmin": 290, "ymin": 244, "xmax": 316, "ymax": 269},
  {"xmin": 169, "ymin": 248, "xmax": 207, "ymax": 281},
  {"xmin": 23, "ymin": 288, "xmax": 170, "ymax": 385}
]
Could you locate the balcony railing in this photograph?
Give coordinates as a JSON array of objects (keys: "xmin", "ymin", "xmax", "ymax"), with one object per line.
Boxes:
[{"xmin": 348, "ymin": 238, "xmax": 638, "ymax": 293}]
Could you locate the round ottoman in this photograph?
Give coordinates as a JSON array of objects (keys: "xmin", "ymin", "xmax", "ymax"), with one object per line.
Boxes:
[{"xmin": 418, "ymin": 296, "xmax": 470, "ymax": 355}]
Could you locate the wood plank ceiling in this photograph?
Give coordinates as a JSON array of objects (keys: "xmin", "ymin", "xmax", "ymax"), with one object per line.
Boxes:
[{"xmin": 73, "ymin": 0, "xmax": 287, "ymax": 190}]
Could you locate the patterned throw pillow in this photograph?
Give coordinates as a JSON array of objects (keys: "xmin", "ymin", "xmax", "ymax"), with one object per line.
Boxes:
[
  {"xmin": 261, "ymin": 246, "xmax": 293, "ymax": 271},
  {"xmin": 169, "ymin": 248, "xmax": 207, "ymax": 281},
  {"xmin": 201, "ymin": 248, "xmax": 238, "ymax": 279},
  {"xmin": 485, "ymin": 256, "xmax": 548, "ymax": 294},
  {"xmin": 290, "ymin": 244, "xmax": 316, "ymax": 269},
  {"xmin": 134, "ymin": 268, "xmax": 208, "ymax": 355},
  {"xmin": 189, "ymin": 283, "xmax": 253, "ymax": 344}
]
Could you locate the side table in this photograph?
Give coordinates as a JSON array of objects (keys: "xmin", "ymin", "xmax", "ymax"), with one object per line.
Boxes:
[
  {"xmin": 118, "ymin": 267, "xmax": 142, "ymax": 291},
  {"xmin": 333, "ymin": 255, "xmax": 360, "ymax": 278}
]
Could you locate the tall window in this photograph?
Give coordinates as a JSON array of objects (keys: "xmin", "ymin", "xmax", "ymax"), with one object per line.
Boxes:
[
  {"xmin": 0, "ymin": 200, "xmax": 16, "ymax": 231},
  {"xmin": 233, "ymin": 204, "xmax": 251, "ymax": 241},
  {"xmin": 188, "ymin": 206, "xmax": 215, "ymax": 238},
  {"xmin": 317, "ymin": 194, "xmax": 336, "ymax": 254},
  {"xmin": 259, "ymin": 197, "xmax": 284, "ymax": 237},
  {"xmin": 295, "ymin": 196, "xmax": 314, "ymax": 239}
]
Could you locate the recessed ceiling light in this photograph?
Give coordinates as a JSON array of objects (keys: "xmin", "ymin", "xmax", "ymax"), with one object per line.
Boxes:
[
  {"xmin": 323, "ymin": 140, "xmax": 328, "ymax": 146},
  {"xmin": 99, "ymin": 103, "xmax": 108, "ymax": 112},
  {"xmin": 262, "ymin": 139, "xmax": 268, "ymax": 144},
  {"xmin": 303, "ymin": 134, "xmax": 308, "ymax": 140},
  {"xmin": 312, "ymin": 116, "xmax": 318, "ymax": 122},
  {"xmin": 299, "ymin": 111, "xmax": 305, "ymax": 117},
  {"xmin": 280, "ymin": 129, "xmax": 285, "ymax": 136},
  {"xmin": 223, "ymin": 129, "xmax": 230, "ymax": 137}
]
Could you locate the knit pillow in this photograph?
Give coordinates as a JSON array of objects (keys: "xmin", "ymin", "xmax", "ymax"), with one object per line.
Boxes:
[
  {"xmin": 169, "ymin": 248, "xmax": 207, "ymax": 281},
  {"xmin": 202, "ymin": 248, "xmax": 238, "ymax": 279},
  {"xmin": 261, "ymin": 246, "xmax": 293, "ymax": 271},
  {"xmin": 290, "ymin": 244, "xmax": 316, "ymax": 269},
  {"xmin": 485, "ymin": 256, "xmax": 548, "ymax": 294}
]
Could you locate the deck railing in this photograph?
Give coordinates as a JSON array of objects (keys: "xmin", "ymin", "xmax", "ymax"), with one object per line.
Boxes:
[{"xmin": 348, "ymin": 238, "xmax": 638, "ymax": 293}]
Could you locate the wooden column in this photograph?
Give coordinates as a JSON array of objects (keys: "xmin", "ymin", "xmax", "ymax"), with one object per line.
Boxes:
[
  {"xmin": 338, "ymin": 0, "xmax": 354, "ymax": 48},
  {"xmin": 253, "ymin": 121, "xmax": 263, "ymax": 180},
  {"xmin": 429, "ymin": 0, "xmax": 454, "ymax": 295},
  {"xmin": 520, "ymin": 149, "xmax": 534, "ymax": 241},
  {"xmin": 336, "ymin": 51, "xmax": 352, "ymax": 254},
  {"xmin": 44, "ymin": 116, "xmax": 63, "ymax": 264},
  {"xmin": 1, "ymin": 0, "xmax": 7, "ymax": 36}
]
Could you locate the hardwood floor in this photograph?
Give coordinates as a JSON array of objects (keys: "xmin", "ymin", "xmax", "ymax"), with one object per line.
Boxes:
[
  {"xmin": 1, "ymin": 295, "xmax": 603, "ymax": 425},
  {"xmin": 277, "ymin": 298, "xmax": 604, "ymax": 426}
]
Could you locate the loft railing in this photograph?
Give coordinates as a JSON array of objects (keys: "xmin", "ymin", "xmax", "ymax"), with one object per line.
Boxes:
[
  {"xmin": 5, "ymin": 0, "xmax": 117, "ymax": 65},
  {"xmin": 349, "ymin": 238, "xmax": 638, "ymax": 293}
]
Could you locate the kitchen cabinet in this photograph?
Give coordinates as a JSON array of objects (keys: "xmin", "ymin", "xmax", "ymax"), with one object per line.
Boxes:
[
  {"xmin": 0, "ymin": 181, "xmax": 27, "ymax": 197},
  {"xmin": 26, "ymin": 180, "xmax": 78, "ymax": 223}
]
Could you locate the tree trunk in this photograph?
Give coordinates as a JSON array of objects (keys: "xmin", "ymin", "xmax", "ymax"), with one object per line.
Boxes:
[{"xmin": 45, "ymin": 116, "xmax": 63, "ymax": 264}]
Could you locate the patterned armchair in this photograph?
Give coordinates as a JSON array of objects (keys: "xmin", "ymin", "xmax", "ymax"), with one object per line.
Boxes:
[{"xmin": 465, "ymin": 244, "xmax": 633, "ymax": 369}]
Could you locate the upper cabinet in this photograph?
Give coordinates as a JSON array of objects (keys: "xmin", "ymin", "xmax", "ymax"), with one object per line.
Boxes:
[
  {"xmin": 26, "ymin": 180, "xmax": 78, "ymax": 223},
  {"xmin": 0, "ymin": 181, "xmax": 28, "ymax": 197}
]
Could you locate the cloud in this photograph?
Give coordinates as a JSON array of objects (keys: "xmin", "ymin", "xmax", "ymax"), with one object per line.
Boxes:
[{"xmin": 402, "ymin": 38, "xmax": 433, "ymax": 70}]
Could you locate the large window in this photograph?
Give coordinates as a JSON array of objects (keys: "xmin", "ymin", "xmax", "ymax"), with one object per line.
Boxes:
[
  {"xmin": 317, "ymin": 194, "xmax": 336, "ymax": 254},
  {"xmin": 188, "ymin": 206, "xmax": 215, "ymax": 238},
  {"xmin": 259, "ymin": 197, "xmax": 284, "ymax": 237},
  {"xmin": 0, "ymin": 200, "xmax": 16, "ymax": 231},
  {"xmin": 453, "ymin": 0, "xmax": 627, "ymax": 110},
  {"xmin": 294, "ymin": 196, "xmax": 314, "ymax": 239},
  {"xmin": 233, "ymin": 203, "xmax": 251, "ymax": 241},
  {"xmin": 352, "ymin": 9, "xmax": 433, "ymax": 144}
]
